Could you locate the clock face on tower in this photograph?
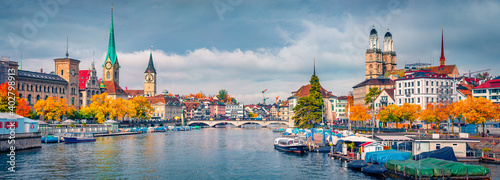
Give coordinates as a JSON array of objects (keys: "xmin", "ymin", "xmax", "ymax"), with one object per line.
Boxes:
[
  {"xmin": 71, "ymin": 69, "xmax": 76, "ymax": 76},
  {"xmin": 145, "ymin": 74, "xmax": 153, "ymax": 82},
  {"xmin": 105, "ymin": 62, "xmax": 112, "ymax": 70}
]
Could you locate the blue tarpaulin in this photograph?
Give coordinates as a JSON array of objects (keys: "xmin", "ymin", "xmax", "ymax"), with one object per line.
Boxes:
[
  {"xmin": 414, "ymin": 147, "xmax": 458, "ymax": 161},
  {"xmin": 366, "ymin": 150, "xmax": 410, "ymax": 164},
  {"xmin": 365, "ymin": 150, "xmax": 397, "ymax": 163}
]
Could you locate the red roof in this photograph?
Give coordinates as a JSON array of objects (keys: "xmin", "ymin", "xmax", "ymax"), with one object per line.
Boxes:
[
  {"xmin": 146, "ymin": 95, "xmax": 180, "ymax": 105},
  {"xmin": 462, "ymin": 77, "xmax": 480, "ymax": 85},
  {"xmin": 422, "ymin": 65, "xmax": 456, "ymax": 76},
  {"xmin": 360, "ymin": 142, "xmax": 373, "ymax": 147},
  {"xmin": 291, "ymin": 84, "xmax": 334, "ymax": 98},
  {"xmin": 124, "ymin": 90, "xmax": 144, "ymax": 97},
  {"xmin": 184, "ymin": 102, "xmax": 200, "ymax": 111},
  {"xmin": 102, "ymin": 81, "xmax": 127, "ymax": 95},
  {"xmin": 78, "ymin": 70, "xmax": 90, "ymax": 90},
  {"xmin": 474, "ymin": 79, "xmax": 500, "ymax": 89},
  {"xmin": 458, "ymin": 89, "xmax": 472, "ymax": 96}
]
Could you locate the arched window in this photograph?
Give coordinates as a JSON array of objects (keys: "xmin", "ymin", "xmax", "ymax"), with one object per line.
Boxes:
[
  {"xmin": 36, "ymin": 95, "xmax": 40, "ymax": 102},
  {"xmin": 61, "ymin": 70, "xmax": 64, "ymax": 75},
  {"xmin": 19, "ymin": 93, "xmax": 22, "ymax": 99},
  {"xmin": 44, "ymin": 86, "xmax": 46, "ymax": 92},
  {"xmin": 72, "ymin": 97, "xmax": 75, "ymax": 105},
  {"xmin": 107, "ymin": 71, "xmax": 110, "ymax": 79},
  {"xmin": 27, "ymin": 94, "xmax": 32, "ymax": 105},
  {"xmin": 45, "ymin": 95, "xmax": 48, "ymax": 100}
]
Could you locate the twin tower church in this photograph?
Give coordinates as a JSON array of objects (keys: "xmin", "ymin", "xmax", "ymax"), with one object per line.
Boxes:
[{"xmin": 102, "ymin": 6, "xmax": 157, "ymax": 99}]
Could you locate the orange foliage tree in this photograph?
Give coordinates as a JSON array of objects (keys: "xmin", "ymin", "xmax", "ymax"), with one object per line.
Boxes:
[
  {"xmin": 395, "ymin": 103, "xmax": 421, "ymax": 130},
  {"xmin": 448, "ymin": 100, "xmax": 467, "ymax": 134},
  {"xmin": 349, "ymin": 105, "xmax": 371, "ymax": 127},
  {"xmin": 378, "ymin": 104, "xmax": 399, "ymax": 128},
  {"xmin": 462, "ymin": 97, "xmax": 498, "ymax": 136},
  {"xmin": 33, "ymin": 96, "xmax": 70, "ymax": 122},
  {"xmin": 128, "ymin": 96, "xmax": 153, "ymax": 120},
  {"xmin": 0, "ymin": 82, "xmax": 30, "ymax": 117}
]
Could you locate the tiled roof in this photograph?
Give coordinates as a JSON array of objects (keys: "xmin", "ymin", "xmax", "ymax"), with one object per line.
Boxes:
[
  {"xmin": 385, "ymin": 88, "xmax": 395, "ymax": 100},
  {"xmin": 458, "ymin": 84, "xmax": 475, "ymax": 90},
  {"xmin": 353, "ymin": 78, "xmax": 394, "ymax": 88},
  {"xmin": 461, "ymin": 77, "xmax": 480, "ymax": 85},
  {"xmin": 17, "ymin": 70, "xmax": 67, "ymax": 83},
  {"xmin": 337, "ymin": 96, "xmax": 348, "ymax": 100},
  {"xmin": 78, "ymin": 70, "xmax": 90, "ymax": 90},
  {"xmin": 146, "ymin": 95, "xmax": 180, "ymax": 105},
  {"xmin": 279, "ymin": 100, "xmax": 289, "ymax": 107},
  {"xmin": 184, "ymin": 102, "xmax": 200, "ymax": 111},
  {"xmin": 102, "ymin": 81, "xmax": 127, "ymax": 95},
  {"xmin": 458, "ymin": 89, "xmax": 472, "ymax": 96},
  {"xmin": 124, "ymin": 90, "xmax": 144, "ymax": 97},
  {"xmin": 422, "ymin": 65, "xmax": 456, "ymax": 75},
  {"xmin": 291, "ymin": 84, "xmax": 334, "ymax": 98},
  {"xmin": 474, "ymin": 79, "xmax": 500, "ymax": 89}
]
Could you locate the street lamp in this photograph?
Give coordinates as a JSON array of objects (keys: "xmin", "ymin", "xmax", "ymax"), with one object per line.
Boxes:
[{"xmin": 371, "ymin": 98, "xmax": 375, "ymax": 140}]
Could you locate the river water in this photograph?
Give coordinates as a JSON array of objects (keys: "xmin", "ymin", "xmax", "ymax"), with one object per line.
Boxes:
[{"xmin": 1, "ymin": 128, "xmax": 500, "ymax": 179}]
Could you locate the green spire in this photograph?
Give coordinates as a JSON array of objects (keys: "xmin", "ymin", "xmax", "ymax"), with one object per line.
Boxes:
[{"xmin": 106, "ymin": 4, "xmax": 118, "ymax": 66}]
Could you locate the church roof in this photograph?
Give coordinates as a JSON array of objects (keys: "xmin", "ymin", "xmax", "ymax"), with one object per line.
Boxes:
[
  {"xmin": 422, "ymin": 65, "xmax": 456, "ymax": 75},
  {"xmin": 353, "ymin": 78, "xmax": 394, "ymax": 88},
  {"xmin": 290, "ymin": 84, "xmax": 335, "ymax": 98},
  {"xmin": 370, "ymin": 28, "xmax": 377, "ymax": 35},
  {"xmin": 145, "ymin": 50, "xmax": 156, "ymax": 73},
  {"xmin": 105, "ymin": 7, "xmax": 118, "ymax": 66},
  {"xmin": 384, "ymin": 31, "xmax": 392, "ymax": 38},
  {"xmin": 102, "ymin": 80, "xmax": 127, "ymax": 95},
  {"xmin": 124, "ymin": 90, "xmax": 144, "ymax": 97},
  {"xmin": 146, "ymin": 95, "xmax": 181, "ymax": 105},
  {"xmin": 78, "ymin": 70, "xmax": 90, "ymax": 90}
]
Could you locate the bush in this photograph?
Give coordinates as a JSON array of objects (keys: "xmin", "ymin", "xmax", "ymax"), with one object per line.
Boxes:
[
  {"xmin": 82, "ymin": 123, "xmax": 87, "ymax": 127},
  {"xmin": 56, "ymin": 125, "xmax": 62, "ymax": 128}
]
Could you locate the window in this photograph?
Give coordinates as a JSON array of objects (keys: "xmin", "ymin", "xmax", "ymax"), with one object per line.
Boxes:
[
  {"xmin": 399, "ymin": 83, "xmax": 401, "ymax": 88},
  {"xmin": 107, "ymin": 71, "xmax": 110, "ymax": 79},
  {"xmin": 426, "ymin": 81, "xmax": 429, "ymax": 86},
  {"xmin": 436, "ymin": 144, "xmax": 441, "ymax": 150},
  {"xmin": 417, "ymin": 81, "xmax": 420, "ymax": 86},
  {"xmin": 405, "ymin": 82, "xmax": 407, "ymax": 87},
  {"xmin": 453, "ymin": 144, "xmax": 458, "ymax": 146},
  {"xmin": 417, "ymin": 97, "xmax": 420, "ymax": 103},
  {"xmin": 431, "ymin": 88, "xmax": 434, "ymax": 93},
  {"xmin": 399, "ymin": 90, "xmax": 401, "ymax": 95},
  {"xmin": 61, "ymin": 70, "xmax": 64, "ymax": 75},
  {"xmin": 399, "ymin": 99, "xmax": 401, "ymax": 104},
  {"xmin": 412, "ymin": 89, "xmax": 414, "ymax": 94},
  {"xmin": 412, "ymin": 82, "xmax": 414, "ymax": 87},
  {"xmin": 412, "ymin": 98, "xmax": 414, "ymax": 103},
  {"xmin": 431, "ymin": 81, "xmax": 434, "ymax": 86},
  {"xmin": 418, "ymin": 88, "xmax": 420, "ymax": 94}
]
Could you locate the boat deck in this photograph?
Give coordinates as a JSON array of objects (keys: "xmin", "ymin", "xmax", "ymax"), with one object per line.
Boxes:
[
  {"xmin": 95, "ymin": 132, "xmax": 141, "ymax": 137},
  {"xmin": 384, "ymin": 169, "xmax": 491, "ymax": 180}
]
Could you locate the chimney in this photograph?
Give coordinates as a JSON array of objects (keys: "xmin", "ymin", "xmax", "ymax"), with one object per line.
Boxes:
[{"xmin": 40, "ymin": 68, "xmax": 43, "ymax": 73}]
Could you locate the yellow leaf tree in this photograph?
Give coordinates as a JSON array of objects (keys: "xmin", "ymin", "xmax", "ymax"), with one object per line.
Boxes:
[
  {"xmin": 128, "ymin": 96, "xmax": 153, "ymax": 120},
  {"xmin": 420, "ymin": 103, "xmax": 438, "ymax": 133},
  {"xmin": 87, "ymin": 93, "xmax": 113, "ymax": 123},
  {"xmin": 448, "ymin": 100, "xmax": 466, "ymax": 133},
  {"xmin": 33, "ymin": 96, "xmax": 70, "ymax": 122},
  {"xmin": 109, "ymin": 98, "xmax": 129, "ymax": 121},
  {"xmin": 349, "ymin": 105, "xmax": 371, "ymax": 127},
  {"xmin": 378, "ymin": 104, "xmax": 399, "ymax": 128},
  {"xmin": 395, "ymin": 103, "xmax": 421, "ymax": 130}
]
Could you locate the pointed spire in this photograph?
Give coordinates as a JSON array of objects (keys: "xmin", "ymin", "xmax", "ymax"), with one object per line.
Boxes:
[
  {"xmin": 106, "ymin": 4, "xmax": 117, "ymax": 66},
  {"xmin": 145, "ymin": 46, "xmax": 156, "ymax": 74},
  {"xmin": 313, "ymin": 58, "xmax": 316, "ymax": 76},
  {"xmin": 65, "ymin": 36, "xmax": 69, "ymax": 58},
  {"xmin": 439, "ymin": 27, "xmax": 446, "ymax": 66}
]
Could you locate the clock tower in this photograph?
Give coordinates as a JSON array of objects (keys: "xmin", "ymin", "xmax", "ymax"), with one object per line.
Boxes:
[
  {"xmin": 103, "ymin": 5, "xmax": 120, "ymax": 85},
  {"xmin": 144, "ymin": 48, "xmax": 157, "ymax": 97}
]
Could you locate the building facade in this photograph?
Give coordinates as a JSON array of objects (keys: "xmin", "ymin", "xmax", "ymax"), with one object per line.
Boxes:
[
  {"xmin": 365, "ymin": 27, "xmax": 397, "ymax": 79},
  {"xmin": 472, "ymin": 77, "xmax": 500, "ymax": 104},
  {"xmin": 147, "ymin": 95, "xmax": 182, "ymax": 120},
  {"xmin": 394, "ymin": 71, "xmax": 456, "ymax": 109},
  {"xmin": 78, "ymin": 62, "xmax": 105, "ymax": 107},
  {"xmin": 331, "ymin": 96, "xmax": 348, "ymax": 121},
  {"xmin": 353, "ymin": 78, "xmax": 395, "ymax": 106},
  {"xmin": 373, "ymin": 89, "xmax": 395, "ymax": 111},
  {"xmin": 210, "ymin": 102, "xmax": 226, "ymax": 119},
  {"xmin": 225, "ymin": 104, "xmax": 244, "ymax": 120}
]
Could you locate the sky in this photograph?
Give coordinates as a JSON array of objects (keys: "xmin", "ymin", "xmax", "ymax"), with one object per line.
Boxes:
[{"xmin": 1, "ymin": 0, "xmax": 499, "ymax": 104}]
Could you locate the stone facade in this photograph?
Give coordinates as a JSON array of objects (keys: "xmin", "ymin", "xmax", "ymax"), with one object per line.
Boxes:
[{"xmin": 0, "ymin": 132, "xmax": 41, "ymax": 152}]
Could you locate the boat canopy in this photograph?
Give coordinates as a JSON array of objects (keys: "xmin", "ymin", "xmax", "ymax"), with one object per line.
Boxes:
[
  {"xmin": 340, "ymin": 136, "xmax": 376, "ymax": 143},
  {"xmin": 414, "ymin": 147, "xmax": 457, "ymax": 161},
  {"xmin": 365, "ymin": 150, "xmax": 410, "ymax": 164},
  {"xmin": 386, "ymin": 158, "xmax": 490, "ymax": 177}
]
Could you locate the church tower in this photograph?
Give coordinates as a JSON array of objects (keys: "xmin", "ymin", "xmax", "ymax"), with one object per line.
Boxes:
[
  {"xmin": 382, "ymin": 28, "xmax": 397, "ymax": 72},
  {"xmin": 365, "ymin": 26, "xmax": 383, "ymax": 79},
  {"xmin": 144, "ymin": 48, "xmax": 157, "ymax": 97},
  {"xmin": 103, "ymin": 5, "xmax": 120, "ymax": 85}
]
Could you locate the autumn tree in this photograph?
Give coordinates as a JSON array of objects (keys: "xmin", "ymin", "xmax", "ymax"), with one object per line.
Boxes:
[
  {"xmin": 293, "ymin": 73, "xmax": 324, "ymax": 129},
  {"xmin": 85, "ymin": 93, "xmax": 113, "ymax": 123},
  {"xmin": 34, "ymin": 96, "xmax": 70, "ymax": 122},
  {"xmin": 128, "ymin": 96, "xmax": 153, "ymax": 120},
  {"xmin": 420, "ymin": 103, "xmax": 438, "ymax": 133},
  {"xmin": 0, "ymin": 82, "xmax": 30, "ymax": 117},
  {"xmin": 217, "ymin": 89, "xmax": 228, "ymax": 102},
  {"xmin": 364, "ymin": 87, "xmax": 381, "ymax": 107},
  {"xmin": 378, "ymin": 104, "xmax": 399, "ymax": 128},
  {"xmin": 448, "ymin": 100, "xmax": 466, "ymax": 134},
  {"xmin": 462, "ymin": 97, "xmax": 498, "ymax": 136},
  {"xmin": 349, "ymin": 105, "xmax": 371, "ymax": 127},
  {"xmin": 109, "ymin": 98, "xmax": 129, "ymax": 121},
  {"xmin": 395, "ymin": 103, "xmax": 421, "ymax": 130}
]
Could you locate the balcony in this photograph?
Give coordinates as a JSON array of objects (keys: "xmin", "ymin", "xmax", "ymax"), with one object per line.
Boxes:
[
  {"xmin": 405, "ymin": 94, "xmax": 411, "ymax": 98},
  {"xmin": 380, "ymin": 99, "xmax": 388, "ymax": 103}
]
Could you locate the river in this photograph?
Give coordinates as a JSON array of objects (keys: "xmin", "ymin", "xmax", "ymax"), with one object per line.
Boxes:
[{"xmin": 1, "ymin": 128, "xmax": 500, "ymax": 179}]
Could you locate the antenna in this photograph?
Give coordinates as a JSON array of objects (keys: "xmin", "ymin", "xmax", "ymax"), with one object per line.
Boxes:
[
  {"xmin": 20, "ymin": 51, "xmax": 22, "ymax": 70},
  {"xmin": 65, "ymin": 36, "xmax": 69, "ymax": 58}
]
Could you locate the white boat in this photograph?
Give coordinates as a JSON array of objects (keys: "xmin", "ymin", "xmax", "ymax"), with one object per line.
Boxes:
[{"xmin": 273, "ymin": 137, "xmax": 307, "ymax": 154}]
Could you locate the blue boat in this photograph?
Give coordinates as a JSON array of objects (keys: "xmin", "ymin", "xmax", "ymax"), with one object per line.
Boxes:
[
  {"xmin": 273, "ymin": 137, "xmax": 307, "ymax": 154},
  {"xmin": 64, "ymin": 133, "xmax": 96, "ymax": 143},
  {"xmin": 347, "ymin": 160, "xmax": 368, "ymax": 169},
  {"xmin": 41, "ymin": 135, "xmax": 62, "ymax": 143},
  {"xmin": 361, "ymin": 164, "xmax": 386, "ymax": 176}
]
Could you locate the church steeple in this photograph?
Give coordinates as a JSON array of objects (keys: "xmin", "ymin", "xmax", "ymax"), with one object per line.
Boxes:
[
  {"xmin": 439, "ymin": 27, "xmax": 446, "ymax": 67},
  {"xmin": 145, "ymin": 47, "xmax": 156, "ymax": 74},
  {"xmin": 313, "ymin": 58, "xmax": 316, "ymax": 76},
  {"xmin": 106, "ymin": 4, "xmax": 117, "ymax": 66}
]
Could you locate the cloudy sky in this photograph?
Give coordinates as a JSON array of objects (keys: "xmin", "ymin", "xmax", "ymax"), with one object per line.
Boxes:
[{"xmin": 1, "ymin": 0, "xmax": 499, "ymax": 104}]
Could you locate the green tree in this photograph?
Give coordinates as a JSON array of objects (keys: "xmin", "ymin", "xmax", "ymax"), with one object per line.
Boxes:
[
  {"xmin": 217, "ymin": 89, "xmax": 228, "ymax": 102},
  {"xmin": 364, "ymin": 87, "xmax": 381, "ymax": 107},
  {"xmin": 67, "ymin": 108, "xmax": 81, "ymax": 120},
  {"xmin": 293, "ymin": 73, "xmax": 324, "ymax": 128}
]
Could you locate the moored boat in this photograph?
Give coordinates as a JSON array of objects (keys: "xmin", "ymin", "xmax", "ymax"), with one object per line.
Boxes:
[
  {"xmin": 347, "ymin": 160, "xmax": 368, "ymax": 170},
  {"xmin": 64, "ymin": 133, "xmax": 96, "ymax": 143},
  {"xmin": 41, "ymin": 135, "xmax": 62, "ymax": 143},
  {"xmin": 273, "ymin": 137, "xmax": 307, "ymax": 154}
]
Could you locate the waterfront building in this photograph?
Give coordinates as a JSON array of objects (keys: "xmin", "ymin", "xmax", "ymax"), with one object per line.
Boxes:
[
  {"xmin": 373, "ymin": 89, "xmax": 395, "ymax": 111},
  {"xmin": 225, "ymin": 103, "xmax": 244, "ymax": 120},
  {"xmin": 147, "ymin": 95, "xmax": 182, "ymax": 120},
  {"xmin": 330, "ymin": 96, "xmax": 348, "ymax": 121},
  {"xmin": 278, "ymin": 100, "xmax": 289, "ymax": 121},
  {"xmin": 394, "ymin": 71, "xmax": 456, "ymax": 109},
  {"xmin": 78, "ymin": 62, "xmax": 106, "ymax": 107},
  {"xmin": 269, "ymin": 105, "xmax": 278, "ymax": 120},
  {"xmin": 472, "ymin": 77, "xmax": 500, "ymax": 104},
  {"xmin": 184, "ymin": 102, "xmax": 200, "ymax": 120},
  {"xmin": 353, "ymin": 78, "xmax": 395, "ymax": 106},
  {"xmin": 209, "ymin": 102, "xmax": 226, "ymax": 119},
  {"xmin": 456, "ymin": 84, "xmax": 474, "ymax": 101}
]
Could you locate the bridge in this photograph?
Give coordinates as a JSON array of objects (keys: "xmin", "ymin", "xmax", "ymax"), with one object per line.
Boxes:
[
  {"xmin": 119, "ymin": 120, "xmax": 180, "ymax": 128},
  {"xmin": 187, "ymin": 120, "xmax": 293, "ymax": 128}
]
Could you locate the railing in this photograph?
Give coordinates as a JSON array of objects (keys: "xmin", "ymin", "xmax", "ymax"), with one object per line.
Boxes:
[
  {"xmin": 330, "ymin": 125, "xmax": 407, "ymax": 133},
  {"xmin": 43, "ymin": 124, "xmax": 109, "ymax": 135}
]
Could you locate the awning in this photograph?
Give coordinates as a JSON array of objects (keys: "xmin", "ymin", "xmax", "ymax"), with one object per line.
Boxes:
[{"xmin": 360, "ymin": 142, "xmax": 373, "ymax": 147}]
